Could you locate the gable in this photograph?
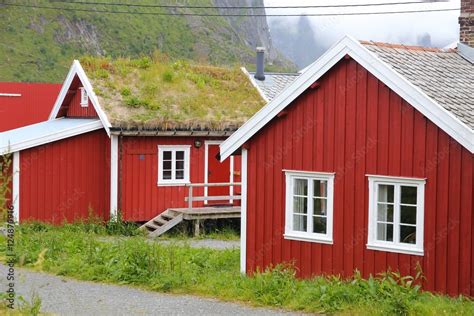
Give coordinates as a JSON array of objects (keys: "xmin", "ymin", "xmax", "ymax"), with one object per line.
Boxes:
[
  {"xmin": 55, "ymin": 75, "xmax": 98, "ymax": 118},
  {"xmin": 49, "ymin": 60, "xmax": 111, "ymax": 135},
  {"xmin": 220, "ymin": 36, "xmax": 474, "ymax": 160}
]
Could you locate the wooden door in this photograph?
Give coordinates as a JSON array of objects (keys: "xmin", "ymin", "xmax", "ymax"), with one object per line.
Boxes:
[{"xmin": 206, "ymin": 143, "xmax": 230, "ymax": 205}]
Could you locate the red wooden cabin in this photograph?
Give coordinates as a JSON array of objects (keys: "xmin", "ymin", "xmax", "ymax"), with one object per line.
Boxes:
[
  {"xmin": 220, "ymin": 36, "xmax": 474, "ymax": 296},
  {"xmin": 0, "ymin": 82, "xmax": 61, "ymax": 132},
  {"xmin": 0, "ymin": 58, "xmax": 266, "ymax": 224}
]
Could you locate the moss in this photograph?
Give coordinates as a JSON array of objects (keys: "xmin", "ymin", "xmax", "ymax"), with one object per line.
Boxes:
[{"xmin": 85, "ymin": 54, "xmax": 265, "ymax": 130}]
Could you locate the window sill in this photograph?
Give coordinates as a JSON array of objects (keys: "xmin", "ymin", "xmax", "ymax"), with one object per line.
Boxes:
[
  {"xmin": 284, "ymin": 233, "xmax": 333, "ymax": 245},
  {"xmin": 157, "ymin": 182, "xmax": 190, "ymax": 187},
  {"xmin": 366, "ymin": 243, "xmax": 423, "ymax": 256}
]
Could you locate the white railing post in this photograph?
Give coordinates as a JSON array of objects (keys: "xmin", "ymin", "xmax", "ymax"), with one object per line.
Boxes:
[{"xmin": 188, "ymin": 185, "xmax": 193, "ymax": 211}]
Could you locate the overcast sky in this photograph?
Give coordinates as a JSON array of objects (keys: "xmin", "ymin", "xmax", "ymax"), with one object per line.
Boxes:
[{"xmin": 264, "ymin": 0, "xmax": 461, "ymax": 49}]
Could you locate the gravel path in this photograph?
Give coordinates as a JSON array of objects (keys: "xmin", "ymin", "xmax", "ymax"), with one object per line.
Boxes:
[
  {"xmin": 97, "ymin": 236, "xmax": 241, "ymax": 250},
  {"xmin": 0, "ymin": 264, "xmax": 300, "ymax": 316}
]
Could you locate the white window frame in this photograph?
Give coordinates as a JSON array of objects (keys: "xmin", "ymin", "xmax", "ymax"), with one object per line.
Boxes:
[
  {"xmin": 79, "ymin": 87, "xmax": 88, "ymax": 107},
  {"xmin": 284, "ymin": 170, "xmax": 335, "ymax": 244},
  {"xmin": 367, "ymin": 175, "xmax": 425, "ymax": 256},
  {"xmin": 157, "ymin": 145, "xmax": 191, "ymax": 186}
]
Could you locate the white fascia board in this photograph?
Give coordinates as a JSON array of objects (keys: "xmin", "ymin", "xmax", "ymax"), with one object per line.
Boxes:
[
  {"xmin": 220, "ymin": 35, "xmax": 474, "ymax": 161},
  {"xmin": 0, "ymin": 120, "xmax": 103, "ymax": 153},
  {"xmin": 241, "ymin": 67, "xmax": 269, "ymax": 103},
  {"xmin": 48, "ymin": 60, "xmax": 111, "ymax": 136},
  {"xmin": 220, "ymin": 36, "xmax": 350, "ymax": 161}
]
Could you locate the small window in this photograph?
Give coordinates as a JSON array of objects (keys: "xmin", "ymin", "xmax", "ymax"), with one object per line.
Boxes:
[
  {"xmin": 80, "ymin": 87, "xmax": 88, "ymax": 107},
  {"xmin": 367, "ymin": 175, "xmax": 425, "ymax": 256},
  {"xmin": 158, "ymin": 145, "xmax": 190, "ymax": 185},
  {"xmin": 284, "ymin": 170, "xmax": 335, "ymax": 244}
]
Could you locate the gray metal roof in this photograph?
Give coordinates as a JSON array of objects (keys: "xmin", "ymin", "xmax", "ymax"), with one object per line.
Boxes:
[
  {"xmin": 249, "ymin": 72, "xmax": 300, "ymax": 101},
  {"xmin": 362, "ymin": 41, "xmax": 474, "ymax": 130},
  {"xmin": 0, "ymin": 118, "xmax": 102, "ymax": 153}
]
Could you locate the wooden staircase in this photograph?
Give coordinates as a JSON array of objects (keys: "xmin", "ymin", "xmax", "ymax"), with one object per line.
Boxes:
[{"xmin": 140, "ymin": 209, "xmax": 184, "ymax": 238}]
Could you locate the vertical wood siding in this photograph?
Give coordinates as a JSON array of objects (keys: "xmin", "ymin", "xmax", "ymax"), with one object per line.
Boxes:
[
  {"xmin": 245, "ymin": 58, "xmax": 474, "ymax": 296},
  {"xmin": 0, "ymin": 82, "xmax": 61, "ymax": 132},
  {"xmin": 20, "ymin": 130, "xmax": 110, "ymax": 223},
  {"xmin": 120, "ymin": 136, "xmax": 238, "ymax": 221},
  {"xmin": 66, "ymin": 87, "xmax": 98, "ymax": 118}
]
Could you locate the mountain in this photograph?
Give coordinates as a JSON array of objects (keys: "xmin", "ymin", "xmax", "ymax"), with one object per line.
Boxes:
[
  {"xmin": 269, "ymin": 16, "xmax": 323, "ymax": 69},
  {"xmin": 0, "ymin": 0, "xmax": 293, "ymax": 82}
]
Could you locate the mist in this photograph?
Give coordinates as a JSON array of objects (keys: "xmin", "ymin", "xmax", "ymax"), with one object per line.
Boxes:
[{"xmin": 264, "ymin": 0, "xmax": 461, "ymax": 68}]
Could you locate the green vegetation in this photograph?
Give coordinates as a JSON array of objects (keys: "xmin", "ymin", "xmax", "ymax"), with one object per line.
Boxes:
[
  {"xmin": 0, "ymin": 1, "xmax": 292, "ymax": 83},
  {"xmin": 0, "ymin": 292, "xmax": 42, "ymax": 316},
  {"xmin": 1, "ymin": 223, "xmax": 472, "ymax": 315},
  {"xmin": 81, "ymin": 55, "xmax": 265, "ymax": 130}
]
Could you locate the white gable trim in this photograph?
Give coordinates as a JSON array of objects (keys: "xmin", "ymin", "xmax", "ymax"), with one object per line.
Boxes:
[
  {"xmin": 49, "ymin": 60, "xmax": 112, "ymax": 136},
  {"xmin": 220, "ymin": 36, "xmax": 474, "ymax": 160},
  {"xmin": 241, "ymin": 67, "xmax": 269, "ymax": 103}
]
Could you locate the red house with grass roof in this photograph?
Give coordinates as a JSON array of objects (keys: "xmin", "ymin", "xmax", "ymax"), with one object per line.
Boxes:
[
  {"xmin": 220, "ymin": 27, "xmax": 474, "ymax": 297},
  {"xmin": 0, "ymin": 56, "xmax": 284, "ymax": 235}
]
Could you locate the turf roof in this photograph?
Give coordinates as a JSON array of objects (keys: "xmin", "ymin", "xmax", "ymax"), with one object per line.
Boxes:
[{"xmin": 80, "ymin": 54, "xmax": 265, "ymax": 131}]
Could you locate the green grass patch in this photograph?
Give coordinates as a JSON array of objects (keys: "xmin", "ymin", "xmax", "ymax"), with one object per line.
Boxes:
[{"xmin": 1, "ymin": 223, "xmax": 472, "ymax": 315}]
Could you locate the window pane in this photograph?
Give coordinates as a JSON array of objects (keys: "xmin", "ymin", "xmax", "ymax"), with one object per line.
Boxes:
[
  {"xmin": 293, "ymin": 214, "xmax": 307, "ymax": 232},
  {"xmin": 176, "ymin": 151, "xmax": 184, "ymax": 160},
  {"xmin": 293, "ymin": 179, "xmax": 307, "ymax": 196},
  {"xmin": 313, "ymin": 216, "xmax": 327, "ymax": 234},
  {"xmin": 163, "ymin": 151, "xmax": 172, "ymax": 160},
  {"xmin": 176, "ymin": 170, "xmax": 184, "ymax": 180},
  {"xmin": 314, "ymin": 198, "xmax": 327, "ymax": 216},
  {"xmin": 176, "ymin": 160, "xmax": 184, "ymax": 170},
  {"xmin": 378, "ymin": 184, "xmax": 394, "ymax": 203},
  {"xmin": 377, "ymin": 203, "xmax": 394, "ymax": 222},
  {"xmin": 400, "ymin": 205, "xmax": 417, "ymax": 225},
  {"xmin": 163, "ymin": 160, "xmax": 172, "ymax": 170},
  {"xmin": 400, "ymin": 225, "xmax": 416, "ymax": 244},
  {"xmin": 377, "ymin": 223, "xmax": 393, "ymax": 241},
  {"xmin": 293, "ymin": 196, "xmax": 307, "ymax": 214},
  {"xmin": 163, "ymin": 170, "xmax": 172, "ymax": 180},
  {"xmin": 401, "ymin": 186, "xmax": 417, "ymax": 205},
  {"xmin": 313, "ymin": 180, "xmax": 327, "ymax": 197}
]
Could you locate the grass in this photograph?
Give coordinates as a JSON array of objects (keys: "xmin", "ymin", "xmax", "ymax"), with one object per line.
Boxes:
[
  {"xmin": 0, "ymin": 1, "xmax": 294, "ymax": 83},
  {"xmin": 81, "ymin": 54, "xmax": 265, "ymax": 130},
  {"xmin": 1, "ymin": 223, "xmax": 472, "ymax": 315}
]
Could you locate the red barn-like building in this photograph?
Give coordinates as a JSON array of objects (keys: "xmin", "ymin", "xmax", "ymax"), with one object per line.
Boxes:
[
  {"xmin": 220, "ymin": 36, "xmax": 474, "ymax": 296},
  {"xmin": 0, "ymin": 59, "xmax": 267, "ymax": 225},
  {"xmin": 0, "ymin": 82, "xmax": 61, "ymax": 132}
]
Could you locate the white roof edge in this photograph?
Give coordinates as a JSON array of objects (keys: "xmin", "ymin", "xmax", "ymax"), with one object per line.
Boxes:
[
  {"xmin": 220, "ymin": 35, "xmax": 474, "ymax": 160},
  {"xmin": 0, "ymin": 119, "xmax": 103, "ymax": 153},
  {"xmin": 48, "ymin": 60, "xmax": 112, "ymax": 137},
  {"xmin": 241, "ymin": 67, "xmax": 269, "ymax": 103}
]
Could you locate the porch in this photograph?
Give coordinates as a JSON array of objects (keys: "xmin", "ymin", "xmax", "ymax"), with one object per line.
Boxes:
[{"xmin": 140, "ymin": 182, "xmax": 241, "ymax": 237}]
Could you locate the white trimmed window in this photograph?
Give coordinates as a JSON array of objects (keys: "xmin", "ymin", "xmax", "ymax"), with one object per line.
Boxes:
[
  {"xmin": 79, "ymin": 87, "xmax": 88, "ymax": 107},
  {"xmin": 367, "ymin": 175, "xmax": 425, "ymax": 256},
  {"xmin": 284, "ymin": 170, "xmax": 334, "ymax": 244},
  {"xmin": 158, "ymin": 145, "xmax": 190, "ymax": 185}
]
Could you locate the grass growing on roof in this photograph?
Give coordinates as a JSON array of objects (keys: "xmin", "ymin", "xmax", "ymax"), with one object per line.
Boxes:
[
  {"xmin": 1, "ymin": 223, "xmax": 473, "ymax": 315},
  {"xmin": 80, "ymin": 53, "xmax": 265, "ymax": 130}
]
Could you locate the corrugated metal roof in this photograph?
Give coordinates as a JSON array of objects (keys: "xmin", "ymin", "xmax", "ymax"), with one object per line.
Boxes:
[
  {"xmin": 0, "ymin": 118, "xmax": 103, "ymax": 153},
  {"xmin": 361, "ymin": 41, "xmax": 474, "ymax": 130},
  {"xmin": 248, "ymin": 72, "xmax": 300, "ymax": 101}
]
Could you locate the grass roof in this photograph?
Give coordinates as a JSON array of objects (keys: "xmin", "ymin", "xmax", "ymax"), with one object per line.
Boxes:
[{"xmin": 80, "ymin": 54, "xmax": 265, "ymax": 131}]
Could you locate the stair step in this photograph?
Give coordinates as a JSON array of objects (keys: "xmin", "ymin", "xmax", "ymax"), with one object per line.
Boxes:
[
  {"xmin": 145, "ymin": 223, "xmax": 160, "ymax": 231},
  {"xmin": 161, "ymin": 213, "xmax": 175, "ymax": 220},
  {"xmin": 153, "ymin": 217, "xmax": 168, "ymax": 225}
]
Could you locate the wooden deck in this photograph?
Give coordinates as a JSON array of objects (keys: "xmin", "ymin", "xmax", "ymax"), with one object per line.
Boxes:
[{"xmin": 169, "ymin": 206, "xmax": 241, "ymax": 220}]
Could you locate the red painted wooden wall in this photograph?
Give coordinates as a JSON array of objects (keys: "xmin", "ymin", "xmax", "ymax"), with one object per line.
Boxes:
[
  {"xmin": 120, "ymin": 136, "xmax": 240, "ymax": 221},
  {"xmin": 0, "ymin": 82, "xmax": 61, "ymax": 132},
  {"xmin": 244, "ymin": 58, "xmax": 473, "ymax": 296},
  {"xmin": 56, "ymin": 75, "xmax": 97, "ymax": 118},
  {"xmin": 19, "ymin": 130, "xmax": 110, "ymax": 224}
]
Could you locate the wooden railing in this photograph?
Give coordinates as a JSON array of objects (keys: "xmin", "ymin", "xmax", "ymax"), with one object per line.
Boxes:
[{"xmin": 185, "ymin": 182, "xmax": 241, "ymax": 210}]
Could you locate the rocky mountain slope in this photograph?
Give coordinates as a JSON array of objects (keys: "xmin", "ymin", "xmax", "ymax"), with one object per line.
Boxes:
[{"xmin": 0, "ymin": 0, "xmax": 292, "ymax": 82}]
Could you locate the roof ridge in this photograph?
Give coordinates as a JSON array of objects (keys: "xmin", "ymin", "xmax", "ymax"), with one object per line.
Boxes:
[{"xmin": 359, "ymin": 40, "xmax": 456, "ymax": 53}]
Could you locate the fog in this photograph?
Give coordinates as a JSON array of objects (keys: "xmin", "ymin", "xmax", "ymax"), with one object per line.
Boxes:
[{"xmin": 264, "ymin": 0, "xmax": 461, "ymax": 67}]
